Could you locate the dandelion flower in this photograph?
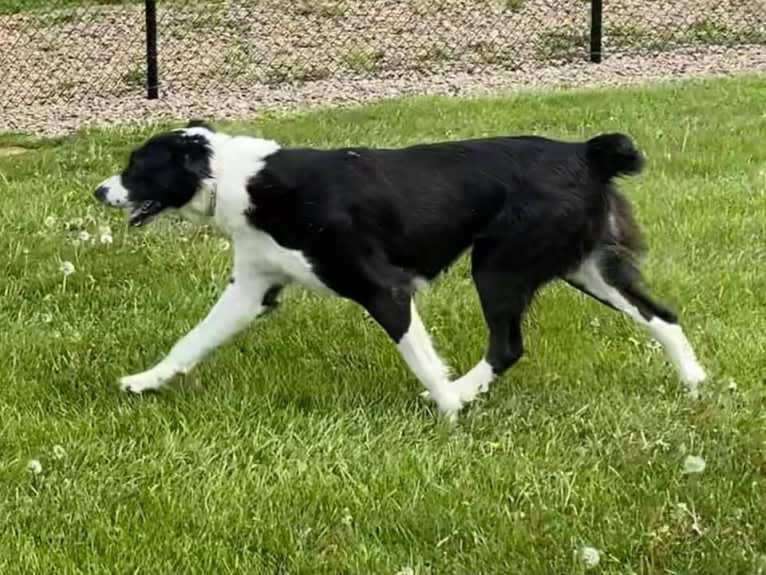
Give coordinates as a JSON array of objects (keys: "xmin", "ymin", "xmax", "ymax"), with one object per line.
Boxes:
[
  {"xmin": 683, "ymin": 455, "xmax": 706, "ymax": 475},
  {"xmin": 100, "ymin": 232, "xmax": 113, "ymax": 245},
  {"xmin": 218, "ymin": 239, "xmax": 231, "ymax": 251},
  {"xmin": 59, "ymin": 260, "xmax": 75, "ymax": 276},
  {"xmin": 78, "ymin": 230, "xmax": 91, "ymax": 242},
  {"xmin": 52, "ymin": 445, "xmax": 66, "ymax": 460},
  {"xmin": 44, "ymin": 215, "xmax": 56, "ymax": 228},
  {"xmin": 578, "ymin": 546, "xmax": 601, "ymax": 569},
  {"xmin": 394, "ymin": 568, "xmax": 414, "ymax": 575},
  {"xmin": 27, "ymin": 459, "xmax": 42, "ymax": 474}
]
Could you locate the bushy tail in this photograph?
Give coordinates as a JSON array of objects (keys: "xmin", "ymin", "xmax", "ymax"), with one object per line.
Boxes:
[{"xmin": 586, "ymin": 133, "xmax": 645, "ymax": 180}]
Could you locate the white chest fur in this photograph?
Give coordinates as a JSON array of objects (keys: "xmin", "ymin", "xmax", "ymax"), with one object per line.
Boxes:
[
  {"xmin": 233, "ymin": 229, "xmax": 329, "ymax": 291},
  {"xmin": 207, "ymin": 135, "xmax": 330, "ymax": 292}
]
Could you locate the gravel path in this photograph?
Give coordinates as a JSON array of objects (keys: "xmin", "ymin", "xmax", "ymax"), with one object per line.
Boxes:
[
  {"xmin": 3, "ymin": 44, "xmax": 766, "ymax": 137},
  {"xmin": 1, "ymin": 0, "xmax": 765, "ymax": 136}
]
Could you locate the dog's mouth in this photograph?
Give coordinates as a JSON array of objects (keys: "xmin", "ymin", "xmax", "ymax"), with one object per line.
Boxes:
[{"xmin": 128, "ymin": 200, "xmax": 165, "ymax": 227}]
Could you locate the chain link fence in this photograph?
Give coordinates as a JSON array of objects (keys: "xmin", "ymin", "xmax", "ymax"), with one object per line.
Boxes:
[{"xmin": 1, "ymin": 0, "xmax": 765, "ymax": 110}]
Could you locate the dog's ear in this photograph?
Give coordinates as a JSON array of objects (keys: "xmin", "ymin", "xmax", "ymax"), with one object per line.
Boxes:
[
  {"xmin": 186, "ymin": 119, "xmax": 215, "ymax": 132},
  {"xmin": 182, "ymin": 142, "xmax": 212, "ymax": 180}
]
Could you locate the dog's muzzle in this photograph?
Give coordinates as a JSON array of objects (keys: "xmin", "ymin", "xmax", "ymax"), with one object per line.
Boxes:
[
  {"xmin": 94, "ymin": 175, "xmax": 130, "ymax": 208},
  {"xmin": 94, "ymin": 185, "xmax": 109, "ymax": 202}
]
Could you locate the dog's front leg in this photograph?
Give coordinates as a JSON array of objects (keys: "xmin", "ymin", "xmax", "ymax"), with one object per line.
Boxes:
[{"xmin": 120, "ymin": 274, "xmax": 281, "ymax": 394}]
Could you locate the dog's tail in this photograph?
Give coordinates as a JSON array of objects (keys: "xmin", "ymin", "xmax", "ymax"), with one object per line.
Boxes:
[
  {"xmin": 585, "ymin": 134, "xmax": 648, "ymax": 260},
  {"xmin": 586, "ymin": 133, "xmax": 645, "ymax": 180}
]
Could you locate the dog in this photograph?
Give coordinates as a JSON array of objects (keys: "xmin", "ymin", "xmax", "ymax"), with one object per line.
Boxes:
[{"xmin": 93, "ymin": 121, "xmax": 706, "ymax": 417}]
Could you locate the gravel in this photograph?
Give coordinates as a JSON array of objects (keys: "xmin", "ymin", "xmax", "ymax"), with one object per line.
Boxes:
[
  {"xmin": 0, "ymin": 0, "xmax": 765, "ymax": 136},
  {"xmin": 3, "ymin": 44, "xmax": 765, "ymax": 137}
]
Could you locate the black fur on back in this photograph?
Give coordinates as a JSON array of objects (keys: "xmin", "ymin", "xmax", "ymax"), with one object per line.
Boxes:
[{"xmin": 245, "ymin": 133, "xmax": 649, "ymax": 311}]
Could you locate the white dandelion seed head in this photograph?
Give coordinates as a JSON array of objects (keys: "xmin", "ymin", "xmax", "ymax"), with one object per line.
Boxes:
[
  {"xmin": 59, "ymin": 260, "xmax": 75, "ymax": 276},
  {"xmin": 44, "ymin": 215, "xmax": 57, "ymax": 228},
  {"xmin": 578, "ymin": 545, "xmax": 601, "ymax": 569},
  {"xmin": 683, "ymin": 455, "xmax": 706, "ymax": 475},
  {"xmin": 78, "ymin": 230, "xmax": 91, "ymax": 242},
  {"xmin": 100, "ymin": 233, "xmax": 113, "ymax": 245},
  {"xmin": 394, "ymin": 568, "xmax": 415, "ymax": 575},
  {"xmin": 218, "ymin": 239, "xmax": 231, "ymax": 252},
  {"xmin": 52, "ymin": 445, "xmax": 66, "ymax": 459},
  {"xmin": 27, "ymin": 459, "xmax": 42, "ymax": 474}
]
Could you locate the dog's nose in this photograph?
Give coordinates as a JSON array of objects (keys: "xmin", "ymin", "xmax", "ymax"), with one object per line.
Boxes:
[{"xmin": 94, "ymin": 186, "xmax": 108, "ymax": 202}]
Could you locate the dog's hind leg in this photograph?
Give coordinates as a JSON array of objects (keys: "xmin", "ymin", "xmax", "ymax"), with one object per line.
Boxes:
[
  {"xmin": 443, "ymin": 242, "xmax": 536, "ymax": 402},
  {"xmin": 566, "ymin": 253, "xmax": 706, "ymax": 398},
  {"xmin": 119, "ymin": 272, "xmax": 282, "ymax": 394}
]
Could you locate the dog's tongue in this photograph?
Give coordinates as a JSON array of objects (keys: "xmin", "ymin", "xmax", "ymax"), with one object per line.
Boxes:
[{"xmin": 129, "ymin": 201, "xmax": 163, "ymax": 227}]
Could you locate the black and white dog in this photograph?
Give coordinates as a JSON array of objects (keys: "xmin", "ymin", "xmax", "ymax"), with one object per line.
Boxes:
[{"xmin": 94, "ymin": 121, "xmax": 706, "ymax": 417}]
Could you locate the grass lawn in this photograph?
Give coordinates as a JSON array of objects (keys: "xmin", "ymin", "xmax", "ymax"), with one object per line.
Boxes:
[
  {"xmin": 1, "ymin": 76, "xmax": 765, "ymax": 574},
  {"xmin": 0, "ymin": 0, "xmax": 131, "ymax": 14}
]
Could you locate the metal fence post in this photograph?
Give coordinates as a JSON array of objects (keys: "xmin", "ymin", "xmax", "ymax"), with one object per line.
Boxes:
[
  {"xmin": 145, "ymin": 0, "xmax": 159, "ymax": 99},
  {"xmin": 590, "ymin": 0, "xmax": 603, "ymax": 63}
]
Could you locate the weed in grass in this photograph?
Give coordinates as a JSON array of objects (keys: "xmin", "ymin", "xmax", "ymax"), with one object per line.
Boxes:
[
  {"xmin": 413, "ymin": 0, "xmax": 450, "ymax": 17},
  {"xmin": 685, "ymin": 19, "xmax": 734, "ymax": 45},
  {"xmin": 341, "ymin": 49, "xmax": 384, "ymax": 74},
  {"xmin": 120, "ymin": 62, "xmax": 145, "ymax": 90},
  {"xmin": 295, "ymin": 0, "xmax": 346, "ymax": 19},
  {"xmin": 416, "ymin": 43, "xmax": 458, "ymax": 73},
  {"xmin": 263, "ymin": 63, "xmax": 331, "ymax": 85},
  {"xmin": 503, "ymin": 0, "xmax": 525, "ymax": 11},
  {"xmin": 538, "ymin": 29, "xmax": 589, "ymax": 62}
]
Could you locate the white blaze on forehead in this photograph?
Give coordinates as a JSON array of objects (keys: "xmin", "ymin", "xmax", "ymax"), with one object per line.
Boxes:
[
  {"xmin": 176, "ymin": 127, "xmax": 213, "ymax": 139},
  {"xmin": 98, "ymin": 174, "xmax": 130, "ymax": 207}
]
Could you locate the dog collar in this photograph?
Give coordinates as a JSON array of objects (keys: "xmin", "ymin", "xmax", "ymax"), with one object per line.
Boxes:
[{"xmin": 203, "ymin": 185, "xmax": 217, "ymax": 218}]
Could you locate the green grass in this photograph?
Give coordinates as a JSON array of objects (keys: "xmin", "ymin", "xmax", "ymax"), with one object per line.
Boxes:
[
  {"xmin": 0, "ymin": 0, "xmax": 216, "ymax": 15},
  {"xmin": 0, "ymin": 0, "xmax": 134, "ymax": 14},
  {"xmin": 2, "ymin": 76, "xmax": 766, "ymax": 574}
]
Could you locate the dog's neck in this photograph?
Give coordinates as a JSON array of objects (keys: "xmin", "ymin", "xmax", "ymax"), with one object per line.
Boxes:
[
  {"xmin": 176, "ymin": 130, "xmax": 281, "ymax": 227},
  {"xmin": 177, "ymin": 129, "xmax": 226, "ymax": 223},
  {"xmin": 178, "ymin": 179, "xmax": 217, "ymax": 223}
]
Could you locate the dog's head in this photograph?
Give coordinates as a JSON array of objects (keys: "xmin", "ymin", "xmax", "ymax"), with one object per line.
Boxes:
[{"xmin": 94, "ymin": 120, "xmax": 217, "ymax": 227}]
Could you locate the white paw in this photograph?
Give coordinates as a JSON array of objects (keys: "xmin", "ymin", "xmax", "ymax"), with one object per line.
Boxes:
[
  {"xmin": 433, "ymin": 389, "xmax": 464, "ymax": 421},
  {"xmin": 119, "ymin": 364, "xmax": 180, "ymax": 394},
  {"xmin": 453, "ymin": 376, "xmax": 482, "ymax": 403},
  {"xmin": 420, "ymin": 376, "xmax": 483, "ymax": 405},
  {"xmin": 476, "ymin": 378, "xmax": 493, "ymax": 394},
  {"xmin": 681, "ymin": 362, "xmax": 706, "ymax": 400}
]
